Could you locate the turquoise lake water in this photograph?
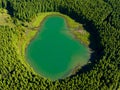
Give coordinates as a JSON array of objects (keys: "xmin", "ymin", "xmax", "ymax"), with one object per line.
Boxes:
[{"xmin": 26, "ymin": 16, "xmax": 90, "ymax": 80}]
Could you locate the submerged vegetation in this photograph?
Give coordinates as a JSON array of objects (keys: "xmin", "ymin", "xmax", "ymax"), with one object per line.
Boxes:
[{"xmin": 0, "ymin": 0, "xmax": 120, "ymax": 89}]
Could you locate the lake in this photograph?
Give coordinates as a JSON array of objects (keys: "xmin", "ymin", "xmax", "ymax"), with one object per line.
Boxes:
[{"xmin": 26, "ymin": 15, "xmax": 90, "ymax": 80}]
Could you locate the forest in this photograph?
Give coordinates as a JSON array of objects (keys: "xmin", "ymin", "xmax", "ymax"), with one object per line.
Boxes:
[{"xmin": 0, "ymin": 0, "xmax": 120, "ymax": 89}]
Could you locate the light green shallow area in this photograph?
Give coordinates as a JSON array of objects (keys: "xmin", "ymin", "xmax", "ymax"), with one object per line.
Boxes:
[{"xmin": 26, "ymin": 16, "xmax": 90, "ymax": 80}]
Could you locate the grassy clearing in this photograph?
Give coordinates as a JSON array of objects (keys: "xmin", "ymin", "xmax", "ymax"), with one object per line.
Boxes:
[
  {"xmin": 73, "ymin": 30, "xmax": 90, "ymax": 45},
  {"xmin": 21, "ymin": 12, "xmax": 90, "ymax": 77}
]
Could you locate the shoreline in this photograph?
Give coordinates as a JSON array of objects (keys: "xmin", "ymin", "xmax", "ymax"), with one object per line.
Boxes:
[
  {"xmin": 23, "ymin": 12, "xmax": 91, "ymax": 81},
  {"xmin": 31, "ymin": 13, "xmax": 91, "ymax": 50}
]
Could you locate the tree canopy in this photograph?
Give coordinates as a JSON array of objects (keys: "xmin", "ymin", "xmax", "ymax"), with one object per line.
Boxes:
[{"xmin": 0, "ymin": 0, "xmax": 120, "ymax": 89}]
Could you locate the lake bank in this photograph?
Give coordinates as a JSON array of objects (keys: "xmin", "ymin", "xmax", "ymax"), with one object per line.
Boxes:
[{"xmin": 25, "ymin": 14, "xmax": 90, "ymax": 80}]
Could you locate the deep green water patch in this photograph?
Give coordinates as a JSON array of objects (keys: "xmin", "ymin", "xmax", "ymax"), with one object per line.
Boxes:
[{"xmin": 26, "ymin": 15, "xmax": 90, "ymax": 80}]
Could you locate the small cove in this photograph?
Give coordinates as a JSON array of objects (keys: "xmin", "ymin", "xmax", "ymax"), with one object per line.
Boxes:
[{"xmin": 26, "ymin": 15, "xmax": 90, "ymax": 80}]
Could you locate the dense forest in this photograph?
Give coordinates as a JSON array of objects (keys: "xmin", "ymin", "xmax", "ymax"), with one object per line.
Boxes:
[{"xmin": 0, "ymin": 0, "xmax": 120, "ymax": 89}]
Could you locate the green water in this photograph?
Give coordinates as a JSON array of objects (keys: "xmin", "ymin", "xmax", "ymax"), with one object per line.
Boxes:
[{"xmin": 26, "ymin": 16, "xmax": 90, "ymax": 80}]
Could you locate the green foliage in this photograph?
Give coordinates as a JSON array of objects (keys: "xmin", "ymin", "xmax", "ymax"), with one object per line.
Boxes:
[
  {"xmin": 0, "ymin": 0, "xmax": 120, "ymax": 90},
  {"xmin": 0, "ymin": 26, "xmax": 52, "ymax": 89},
  {"xmin": 104, "ymin": 0, "xmax": 120, "ymax": 29}
]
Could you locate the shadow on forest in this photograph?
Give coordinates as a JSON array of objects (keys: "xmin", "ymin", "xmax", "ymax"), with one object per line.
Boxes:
[
  {"xmin": 6, "ymin": 1, "xmax": 14, "ymax": 16},
  {"xmin": 59, "ymin": 7, "xmax": 104, "ymax": 79}
]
